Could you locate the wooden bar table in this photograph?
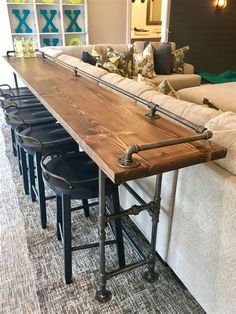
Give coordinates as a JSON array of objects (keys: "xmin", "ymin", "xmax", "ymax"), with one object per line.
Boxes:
[{"xmin": 4, "ymin": 54, "xmax": 227, "ymax": 302}]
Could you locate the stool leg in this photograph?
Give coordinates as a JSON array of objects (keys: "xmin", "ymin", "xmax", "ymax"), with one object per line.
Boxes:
[
  {"xmin": 10, "ymin": 128, "xmax": 17, "ymax": 157},
  {"xmin": 82, "ymin": 199, "xmax": 90, "ymax": 217},
  {"xmin": 35, "ymin": 151, "xmax": 47, "ymax": 229},
  {"xmin": 28, "ymin": 153, "xmax": 36, "ymax": 202},
  {"xmin": 107, "ymin": 190, "xmax": 125, "ymax": 268},
  {"xmin": 17, "ymin": 144, "xmax": 22, "ymax": 175},
  {"xmin": 20, "ymin": 147, "xmax": 29, "ymax": 195},
  {"xmin": 57, "ymin": 195, "xmax": 62, "ymax": 241},
  {"xmin": 62, "ymin": 194, "xmax": 72, "ymax": 284}
]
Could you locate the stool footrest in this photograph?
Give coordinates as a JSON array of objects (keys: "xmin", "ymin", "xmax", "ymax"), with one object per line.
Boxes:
[
  {"xmin": 72, "ymin": 240, "xmax": 116, "ymax": 251},
  {"xmin": 45, "ymin": 195, "xmax": 56, "ymax": 201},
  {"xmin": 71, "ymin": 201, "xmax": 99, "ymax": 212}
]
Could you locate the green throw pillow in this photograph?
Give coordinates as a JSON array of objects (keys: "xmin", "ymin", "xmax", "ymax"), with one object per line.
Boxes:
[{"xmin": 171, "ymin": 46, "xmax": 189, "ymax": 74}]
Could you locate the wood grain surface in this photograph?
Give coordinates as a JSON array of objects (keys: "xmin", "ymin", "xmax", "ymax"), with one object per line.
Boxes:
[{"xmin": 4, "ymin": 56, "xmax": 227, "ymax": 184}]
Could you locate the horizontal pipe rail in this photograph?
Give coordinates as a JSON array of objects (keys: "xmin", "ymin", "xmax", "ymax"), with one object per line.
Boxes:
[
  {"xmin": 106, "ymin": 259, "xmax": 147, "ymax": 279},
  {"xmin": 35, "ymin": 50, "xmax": 207, "ymax": 134},
  {"xmin": 117, "ymin": 130, "xmax": 213, "ymax": 168}
]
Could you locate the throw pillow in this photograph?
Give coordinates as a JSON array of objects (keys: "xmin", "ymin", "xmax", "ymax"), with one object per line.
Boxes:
[
  {"xmin": 81, "ymin": 49, "xmax": 102, "ymax": 65},
  {"xmin": 171, "ymin": 46, "xmax": 189, "ymax": 73},
  {"xmin": 105, "ymin": 46, "xmax": 134, "ymax": 78},
  {"xmin": 82, "ymin": 51, "xmax": 97, "ymax": 66},
  {"xmin": 137, "ymin": 74, "xmax": 179, "ymax": 99},
  {"xmin": 144, "ymin": 42, "xmax": 172, "ymax": 75},
  {"xmin": 96, "ymin": 60, "xmax": 122, "ymax": 75},
  {"xmin": 133, "ymin": 43, "xmax": 156, "ymax": 78}
]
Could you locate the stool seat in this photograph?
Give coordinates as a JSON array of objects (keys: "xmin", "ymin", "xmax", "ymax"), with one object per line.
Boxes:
[
  {"xmin": 16, "ymin": 123, "xmax": 76, "ymax": 153},
  {"xmin": 4, "ymin": 105, "xmax": 55, "ymax": 128},
  {"xmin": 15, "ymin": 122, "xmax": 78, "ymax": 228},
  {"xmin": 42, "ymin": 151, "xmax": 116, "ymax": 198},
  {"xmin": 0, "ymin": 85, "xmax": 33, "ymax": 98}
]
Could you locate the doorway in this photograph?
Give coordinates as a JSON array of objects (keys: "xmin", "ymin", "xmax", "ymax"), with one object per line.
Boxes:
[{"xmin": 126, "ymin": 0, "xmax": 171, "ymax": 44}]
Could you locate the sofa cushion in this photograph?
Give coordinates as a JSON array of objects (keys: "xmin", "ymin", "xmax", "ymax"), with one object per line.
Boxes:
[
  {"xmin": 140, "ymin": 90, "xmax": 220, "ymax": 125},
  {"xmin": 137, "ymin": 74, "xmax": 179, "ymax": 99},
  {"xmin": 172, "ymin": 46, "xmax": 189, "ymax": 74},
  {"xmin": 145, "ymin": 42, "xmax": 172, "ymax": 75},
  {"xmin": 57, "ymin": 55, "xmax": 108, "ymax": 79},
  {"xmin": 133, "ymin": 43, "xmax": 155, "ymax": 78},
  {"xmin": 178, "ymin": 83, "xmax": 236, "ymax": 113},
  {"xmin": 205, "ymin": 112, "xmax": 236, "ymax": 175},
  {"xmin": 147, "ymin": 74, "xmax": 201, "ymax": 91},
  {"xmin": 42, "ymin": 45, "xmax": 100, "ymax": 60}
]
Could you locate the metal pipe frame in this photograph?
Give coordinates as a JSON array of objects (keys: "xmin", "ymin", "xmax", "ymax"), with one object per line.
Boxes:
[
  {"xmin": 96, "ymin": 169, "xmax": 163, "ymax": 302},
  {"xmin": 6, "ymin": 52, "xmax": 210, "ymax": 301}
]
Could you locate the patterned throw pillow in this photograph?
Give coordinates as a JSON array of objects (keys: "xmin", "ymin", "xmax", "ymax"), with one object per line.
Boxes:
[
  {"xmin": 137, "ymin": 74, "xmax": 179, "ymax": 99},
  {"xmin": 105, "ymin": 46, "xmax": 134, "ymax": 78},
  {"xmin": 171, "ymin": 46, "xmax": 189, "ymax": 73},
  {"xmin": 133, "ymin": 43, "xmax": 156, "ymax": 78},
  {"xmin": 96, "ymin": 60, "xmax": 122, "ymax": 75}
]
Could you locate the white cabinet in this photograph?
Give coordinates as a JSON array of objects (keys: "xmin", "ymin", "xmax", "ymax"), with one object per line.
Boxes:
[{"xmin": 5, "ymin": 0, "xmax": 88, "ymax": 49}]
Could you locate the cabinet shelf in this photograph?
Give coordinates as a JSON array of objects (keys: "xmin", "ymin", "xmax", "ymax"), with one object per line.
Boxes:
[
  {"xmin": 12, "ymin": 33, "xmax": 37, "ymax": 35},
  {"xmin": 6, "ymin": 0, "xmax": 88, "ymax": 48}
]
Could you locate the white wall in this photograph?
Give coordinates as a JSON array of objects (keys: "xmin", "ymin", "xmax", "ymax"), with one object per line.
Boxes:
[
  {"xmin": 0, "ymin": 2, "xmax": 14, "ymax": 86},
  {"xmin": 87, "ymin": 0, "xmax": 127, "ymax": 44}
]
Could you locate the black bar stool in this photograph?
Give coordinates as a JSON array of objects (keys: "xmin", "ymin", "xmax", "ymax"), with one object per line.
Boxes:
[
  {"xmin": 0, "ymin": 84, "xmax": 33, "ymax": 99},
  {"xmin": 0, "ymin": 95, "xmax": 43, "ymax": 110},
  {"xmin": 4, "ymin": 104, "xmax": 56, "ymax": 194},
  {"xmin": 15, "ymin": 123, "xmax": 79, "ymax": 229},
  {"xmin": 41, "ymin": 151, "xmax": 125, "ymax": 284}
]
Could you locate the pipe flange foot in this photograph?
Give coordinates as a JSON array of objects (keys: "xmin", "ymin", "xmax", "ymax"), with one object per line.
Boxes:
[{"xmin": 95, "ymin": 289, "xmax": 112, "ymax": 303}]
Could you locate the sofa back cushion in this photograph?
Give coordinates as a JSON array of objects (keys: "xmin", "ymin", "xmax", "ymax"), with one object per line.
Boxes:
[
  {"xmin": 134, "ymin": 41, "xmax": 176, "ymax": 52},
  {"xmin": 96, "ymin": 44, "xmax": 129, "ymax": 56},
  {"xmin": 57, "ymin": 55, "xmax": 108, "ymax": 79}
]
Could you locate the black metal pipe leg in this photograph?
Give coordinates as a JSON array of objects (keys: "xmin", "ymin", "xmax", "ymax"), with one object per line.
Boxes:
[
  {"xmin": 35, "ymin": 152, "xmax": 47, "ymax": 229},
  {"xmin": 57, "ymin": 195, "xmax": 62, "ymax": 241},
  {"xmin": 107, "ymin": 190, "xmax": 125, "ymax": 268},
  {"xmin": 143, "ymin": 173, "xmax": 162, "ymax": 283},
  {"xmin": 28, "ymin": 153, "xmax": 36, "ymax": 202},
  {"xmin": 20, "ymin": 147, "xmax": 29, "ymax": 195},
  {"xmin": 62, "ymin": 194, "xmax": 72, "ymax": 284},
  {"xmin": 95, "ymin": 169, "xmax": 112, "ymax": 303}
]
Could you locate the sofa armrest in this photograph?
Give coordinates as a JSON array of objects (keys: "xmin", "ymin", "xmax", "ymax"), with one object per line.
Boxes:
[{"xmin": 183, "ymin": 63, "xmax": 194, "ymax": 74}]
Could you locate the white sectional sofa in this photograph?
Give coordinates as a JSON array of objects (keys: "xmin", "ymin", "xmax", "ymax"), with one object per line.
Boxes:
[{"xmin": 42, "ymin": 43, "xmax": 236, "ymax": 313}]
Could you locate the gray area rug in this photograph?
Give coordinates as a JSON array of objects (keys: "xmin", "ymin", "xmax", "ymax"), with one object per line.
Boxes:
[{"xmin": 0, "ymin": 113, "xmax": 205, "ymax": 314}]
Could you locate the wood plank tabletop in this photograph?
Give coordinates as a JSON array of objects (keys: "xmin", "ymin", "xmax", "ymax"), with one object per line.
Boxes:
[{"xmin": 4, "ymin": 56, "xmax": 227, "ymax": 184}]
